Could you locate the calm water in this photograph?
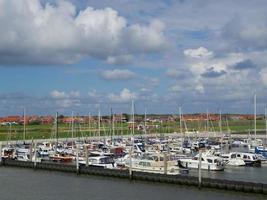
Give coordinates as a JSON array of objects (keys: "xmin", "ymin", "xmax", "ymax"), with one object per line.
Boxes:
[
  {"xmin": 188, "ymin": 165, "xmax": 267, "ymax": 183},
  {"xmin": 0, "ymin": 167, "xmax": 266, "ymax": 200}
]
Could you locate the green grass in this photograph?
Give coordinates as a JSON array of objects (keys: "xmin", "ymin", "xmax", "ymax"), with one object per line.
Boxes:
[{"xmin": 0, "ymin": 119, "xmax": 265, "ymax": 141}]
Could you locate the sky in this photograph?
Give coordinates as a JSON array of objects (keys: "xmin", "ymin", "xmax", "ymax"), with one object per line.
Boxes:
[{"xmin": 1, "ymin": 0, "xmax": 267, "ymax": 116}]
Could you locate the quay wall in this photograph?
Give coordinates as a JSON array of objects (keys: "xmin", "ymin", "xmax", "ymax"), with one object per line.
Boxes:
[{"xmin": 1, "ymin": 159, "xmax": 267, "ymax": 194}]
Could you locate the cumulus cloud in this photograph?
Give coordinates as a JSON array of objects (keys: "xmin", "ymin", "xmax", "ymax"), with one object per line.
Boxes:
[
  {"xmin": 50, "ymin": 90, "xmax": 80, "ymax": 108},
  {"xmin": 100, "ymin": 69, "xmax": 136, "ymax": 80},
  {"xmin": 106, "ymin": 54, "xmax": 133, "ymax": 65},
  {"xmin": 50, "ymin": 90, "xmax": 80, "ymax": 99},
  {"xmin": 50, "ymin": 90, "xmax": 68, "ymax": 99},
  {"xmin": 184, "ymin": 47, "xmax": 213, "ymax": 59},
  {"xmin": 108, "ymin": 88, "xmax": 137, "ymax": 103},
  {"xmin": 0, "ymin": 0, "xmax": 167, "ymax": 65},
  {"xmin": 260, "ymin": 68, "xmax": 267, "ymax": 86},
  {"xmin": 222, "ymin": 17, "xmax": 267, "ymax": 51}
]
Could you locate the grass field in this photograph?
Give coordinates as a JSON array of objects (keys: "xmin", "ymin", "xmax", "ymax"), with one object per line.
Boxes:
[{"xmin": 0, "ymin": 119, "xmax": 266, "ymax": 141}]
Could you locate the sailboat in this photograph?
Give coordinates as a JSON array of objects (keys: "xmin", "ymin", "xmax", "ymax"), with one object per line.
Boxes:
[{"xmin": 248, "ymin": 93, "xmax": 263, "ymax": 153}]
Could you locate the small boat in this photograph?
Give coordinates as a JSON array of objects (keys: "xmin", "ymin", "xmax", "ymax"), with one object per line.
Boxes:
[
  {"xmin": 128, "ymin": 159, "xmax": 180, "ymax": 175},
  {"xmin": 178, "ymin": 153, "xmax": 225, "ymax": 171},
  {"xmin": 123, "ymin": 153, "xmax": 181, "ymax": 175},
  {"xmin": 254, "ymin": 147, "xmax": 267, "ymax": 165},
  {"xmin": 79, "ymin": 156, "xmax": 115, "ymax": 168},
  {"xmin": 235, "ymin": 152, "xmax": 261, "ymax": 167},
  {"xmin": 50, "ymin": 153, "xmax": 73, "ymax": 162},
  {"xmin": 220, "ymin": 152, "xmax": 246, "ymax": 166}
]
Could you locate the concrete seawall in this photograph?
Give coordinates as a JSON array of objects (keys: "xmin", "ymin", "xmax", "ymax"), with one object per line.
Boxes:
[{"xmin": 1, "ymin": 159, "xmax": 267, "ymax": 194}]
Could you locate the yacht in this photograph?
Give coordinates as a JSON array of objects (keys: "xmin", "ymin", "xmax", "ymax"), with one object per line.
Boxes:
[
  {"xmin": 79, "ymin": 156, "xmax": 115, "ymax": 169},
  {"xmin": 124, "ymin": 153, "xmax": 181, "ymax": 175},
  {"xmin": 235, "ymin": 152, "xmax": 261, "ymax": 166},
  {"xmin": 220, "ymin": 152, "xmax": 246, "ymax": 166},
  {"xmin": 178, "ymin": 153, "xmax": 225, "ymax": 171}
]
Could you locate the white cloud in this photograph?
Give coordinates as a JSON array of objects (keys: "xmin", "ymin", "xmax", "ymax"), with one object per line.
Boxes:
[
  {"xmin": 100, "ymin": 69, "xmax": 136, "ymax": 80},
  {"xmin": 106, "ymin": 54, "xmax": 133, "ymax": 65},
  {"xmin": 50, "ymin": 90, "xmax": 80, "ymax": 108},
  {"xmin": 108, "ymin": 88, "xmax": 137, "ymax": 103},
  {"xmin": 260, "ymin": 68, "xmax": 267, "ymax": 86},
  {"xmin": 88, "ymin": 89, "xmax": 98, "ymax": 98},
  {"xmin": 0, "ymin": 0, "xmax": 167, "ymax": 65},
  {"xmin": 50, "ymin": 90, "xmax": 68, "ymax": 99},
  {"xmin": 166, "ymin": 68, "xmax": 182, "ymax": 78},
  {"xmin": 69, "ymin": 91, "xmax": 80, "ymax": 98},
  {"xmin": 184, "ymin": 47, "xmax": 213, "ymax": 59}
]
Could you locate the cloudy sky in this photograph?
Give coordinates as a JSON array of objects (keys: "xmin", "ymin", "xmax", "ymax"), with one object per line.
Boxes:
[{"xmin": 1, "ymin": 0, "xmax": 267, "ymax": 116}]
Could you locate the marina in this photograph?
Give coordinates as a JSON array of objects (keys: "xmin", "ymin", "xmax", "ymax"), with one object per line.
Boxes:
[
  {"xmin": 1, "ymin": 0, "xmax": 267, "ymax": 199},
  {"xmin": 1, "ymin": 129, "xmax": 267, "ymax": 194}
]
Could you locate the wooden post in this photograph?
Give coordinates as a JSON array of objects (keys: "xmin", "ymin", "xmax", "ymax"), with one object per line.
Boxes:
[
  {"xmin": 198, "ymin": 150, "xmax": 202, "ymax": 189},
  {"xmin": 30, "ymin": 138, "xmax": 33, "ymax": 161},
  {"xmin": 163, "ymin": 152, "xmax": 167, "ymax": 175},
  {"xmin": 129, "ymin": 147, "xmax": 133, "ymax": 180},
  {"xmin": 76, "ymin": 145, "xmax": 79, "ymax": 174},
  {"xmin": 34, "ymin": 141, "xmax": 37, "ymax": 169},
  {"xmin": 0, "ymin": 142, "xmax": 2, "ymax": 164},
  {"xmin": 85, "ymin": 146, "xmax": 89, "ymax": 167}
]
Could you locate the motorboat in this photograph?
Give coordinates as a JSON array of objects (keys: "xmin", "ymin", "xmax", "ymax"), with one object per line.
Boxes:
[
  {"xmin": 50, "ymin": 153, "xmax": 73, "ymax": 162},
  {"xmin": 235, "ymin": 152, "xmax": 261, "ymax": 167},
  {"xmin": 220, "ymin": 152, "xmax": 246, "ymax": 166},
  {"xmin": 178, "ymin": 153, "xmax": 225, "ymax": 171},
  {"xmin": 79, "ymin": 156, "xmax": 115, "ymax": 169},
  {"xmin": 124, "ymin": 153, "xmax": 181, "ymax": 175}
]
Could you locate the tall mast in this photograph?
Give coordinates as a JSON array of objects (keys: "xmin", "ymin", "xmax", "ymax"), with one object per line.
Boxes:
[
  {"xmin": 71, "ymin": 111, "xmax": 74, "ymax": 149},
  {"xmin": 144, "ymin": 108, "xmax": 147, "ymax": 136},
  {"xmin": 265, "ymin": 107, "xmax": 267, "ymax": 148},
  {"xmin": 219, "ymin": 109, "xmax": 222, "ymax": 133},
  {"xmin": 131, "ymin": 100, "xmax": 135, "ymax": 138},
  {"xmin": 88, "ymin": 112, "xmax": 91, "ymax": 139},
  {"xmin": 111, "ymin": 107, "xmax": 114, "ymax": 144},
  {"xmin": 206, "ymin": 110, "xmax": 209, "ymax": 134},
  {"xmin": 254, "ymin": 93, "xmax": 257, "ymax": 140},
  {"xmin": 179, "ymin": 107, "xmax": 182, "ymax": 134},
  {"xmin": 98, "ymin": 107, "xmax": 101, "ymax": 141},
  {"xmin": 55, "ymin": 112, "xmax": 58, "ymax": 148},
  {"xmin": 23, "ymin": 108, "xmax": 26, "ymax": 141}
]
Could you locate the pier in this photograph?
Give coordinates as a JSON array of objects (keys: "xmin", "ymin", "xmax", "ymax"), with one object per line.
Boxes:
[{"xmin": 1, "ymin": 159, "xmax": 267, "ymax": 195}]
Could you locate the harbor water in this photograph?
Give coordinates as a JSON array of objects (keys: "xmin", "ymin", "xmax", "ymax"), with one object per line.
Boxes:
[{"xmin": 0, "ymin": 167, "xmax": 266, "ymax": 200}]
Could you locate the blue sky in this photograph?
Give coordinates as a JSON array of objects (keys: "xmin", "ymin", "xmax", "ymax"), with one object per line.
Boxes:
[{"xmin": 1, "ymin": 0, "xmax": 267, "ymax": 116}]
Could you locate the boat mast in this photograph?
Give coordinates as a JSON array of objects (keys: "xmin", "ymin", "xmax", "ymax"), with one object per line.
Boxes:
[
  {"xmin": 265, "ymin": 107, "xmax": 267, "ymax": 148},
  {"xmin": 144, "ymin": 108, "xmax": 147, "ymax": 136},
  {"xmin": 219, "ymin": 109, "xmax": 222, "ymax": 134},
  {"xmin": 206, "ymin": 110, "xmax": 209, "ymax": 135},
  {"xmin": 98, "ymin": 107, "xmax": 101, "ymax": 141},
  {"xmin": 179, "ymin": 107, "xmax": 182, "ymax": 136},
  {"xmin": 71, "ymin": 111, "xmax": 74, "ymax": 149},
  {"xmin": 55, "ymin": 112, "xmax": 58, "ymax": 148},
  {"xmin": 131, "ymin": 100, "xmax": 135, "ymax": 141},
  {"xmin": 219, "ymin": 109, "xmax": 223, "ymax": 148},
  {"xmin": 23, "ymin": 107, "xmax": 26, "ymax": 141},
  {"xmin": 88, "ymin": 112, "xmax": 91, "ymax": 139},
  {"xmin": 111, "ymin": 107, "xmax": 114, "ymax": 145},
  {"xmin": 254, "ymin": 93, "xmax": 257, "ymax": 140}
]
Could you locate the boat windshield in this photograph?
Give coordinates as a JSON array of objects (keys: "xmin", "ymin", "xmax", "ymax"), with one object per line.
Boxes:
[
  {"xmin": 230, "ymin": 154, "xmax": 236, "ymax": 159},
  {"xmin": 99, "ymin": 157, "xmax": 114, "ymax": 164},
  {"xmin": 207, "ymin": 159, "xmax": 213, "ymax": 163},
  {"xmin": 139, "ymin": 161, "xmax": 151, "ymax": 167}
]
